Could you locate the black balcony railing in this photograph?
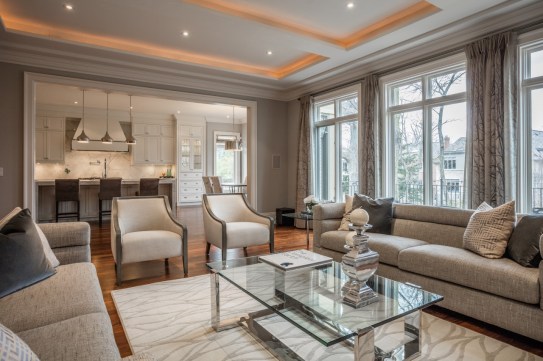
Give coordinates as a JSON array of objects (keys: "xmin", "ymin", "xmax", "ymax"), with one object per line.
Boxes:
[{"xmin": 396, "ymin": 182, "xmax": 465, "ymax": 208}]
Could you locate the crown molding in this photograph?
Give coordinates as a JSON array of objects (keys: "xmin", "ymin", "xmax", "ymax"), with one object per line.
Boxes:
[
  {"xmin": 282, "ymin": 0, "xmax": 543, "ymax": 100},
  {"xmin": 0, "ymin": 39, "xmax": 286, "ymax": 101}
]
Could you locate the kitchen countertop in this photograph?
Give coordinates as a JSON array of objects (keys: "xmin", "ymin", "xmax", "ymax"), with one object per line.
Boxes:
[{"xmin": 35, "ymin": 178, "xmax": 176, "ymax": 186}]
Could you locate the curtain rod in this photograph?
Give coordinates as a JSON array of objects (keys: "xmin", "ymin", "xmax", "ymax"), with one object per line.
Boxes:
[{"xmin": 300, "ymin": 19, "xmax": 543, "ymax": 100}]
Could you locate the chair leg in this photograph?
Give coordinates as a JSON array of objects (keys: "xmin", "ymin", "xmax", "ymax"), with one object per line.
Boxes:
[
  {"xmin": 99, "ymin": 200, "xmax": 102, "ymax": 227},
  {"xmin": 206, "ymin": 242, "xmax": 211, "ymax": 255},
  {"xmin": 222, "ymin": 248, "xmax": 227, "ymax": 262},
  {"xmin": 116, "ymin": 262, "xmax": 122, "ymax": 286},
  {"xmin": 55, "ymin": 201, "xmax": 59, "ymax": 222},
  {"xmin": 183, "ymin": 253, "xmax": 188, "ymax": 277},
  {"xmin": 269, "ymin": 242, "xmax": 274, "ymax": 254},
  {"xmin": 243, "ymin": 247, "xmax": 248, "ymax": 257}
]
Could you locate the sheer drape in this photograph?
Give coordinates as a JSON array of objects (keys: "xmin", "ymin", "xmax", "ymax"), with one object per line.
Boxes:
[
  {"xmin": 295, "ymin": 96, "xmax": 312, "ymax": 227},
  {"xmin": 360, "ymin": 75, "xmax": 380, "ymax": 198},
  {"xmin": 465, "ymin": 31, "xmax": 517, "ymax": 208}
]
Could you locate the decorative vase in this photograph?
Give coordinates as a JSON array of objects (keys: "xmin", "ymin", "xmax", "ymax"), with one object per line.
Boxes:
[{"xmin": 341, "ymin": 223, "xmax": 380, "ymax": 308}]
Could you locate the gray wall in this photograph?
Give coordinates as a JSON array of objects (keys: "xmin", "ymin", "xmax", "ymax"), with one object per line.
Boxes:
[{"xmin": 0, "ymin": 61, "xmax": 289, "ymax": 215}]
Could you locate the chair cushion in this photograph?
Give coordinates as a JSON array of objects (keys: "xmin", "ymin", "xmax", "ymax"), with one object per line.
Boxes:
[
  {"xmin": 398, "ymin": 244, "xmax": 540, "ymax": 304},
  {"xmin": 17, "ymin": 313, "xmax": 120, "ymax": 361},
  {"xmin": 122, "ymin": 230, "xmax": 182, "ymax": 264},
  {"xmin": 0, "ymin": 263, "xmax": 105, "ymax": 333},
  {"xmin": 225, "ymin": 222, "xmax": 270, "ymax": 248}
]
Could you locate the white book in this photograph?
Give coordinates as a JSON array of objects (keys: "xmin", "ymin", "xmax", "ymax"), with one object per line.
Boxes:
[{"xmin": 259, "ymin": 250, "xmax": 333, "ymax": 271}]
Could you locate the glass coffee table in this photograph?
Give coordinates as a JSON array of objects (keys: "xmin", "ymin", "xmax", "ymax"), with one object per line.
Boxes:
[{"xmin": 207, "ymin": 257, "xmax": 443, "ymax": 361}]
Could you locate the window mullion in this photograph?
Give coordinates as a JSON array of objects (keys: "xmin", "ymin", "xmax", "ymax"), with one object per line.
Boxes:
[{"xmin": 422, "ymin": 76, "xmax": 433, "ymax": 206}]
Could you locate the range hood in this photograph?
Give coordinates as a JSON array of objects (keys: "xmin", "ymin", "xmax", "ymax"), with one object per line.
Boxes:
[{"xmin": 72, "ymin": 118, "xmax": 129, "ymax": 152}]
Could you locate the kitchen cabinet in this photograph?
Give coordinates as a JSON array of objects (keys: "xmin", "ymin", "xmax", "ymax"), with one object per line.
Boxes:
[
  {"xmin": 36, "ymin": 116, "xmax": 64, "ymax": 131},
  {"xmin": 178, "ymin": 124, "xmax": 205, "ymax": 204},
  {"xmin": 132, "ymin": 119, "xmax": 175, "ymax": 165},
  {"xmin": 36, "ymin": 128, "xmax": 65, "ymax": 163}
]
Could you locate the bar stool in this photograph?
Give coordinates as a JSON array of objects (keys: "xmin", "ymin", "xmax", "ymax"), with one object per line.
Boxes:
[
  {"xmin": 202, "ymin": 176, "xmax": 213, "ymax": 194},
  {"xmin": 99, "ymin": 178, "xmax": 122, "ymax": 226},
  {"xmin": 210, "ymin": 176, "xmax": 223, "ymax": 193},
  {"xmin": 139, "ymin": 178, "xmax": 160, "ymax": 196},
  {"xmin": 55, "ymin": 179, "xmax": 80, "ymax": 222}
]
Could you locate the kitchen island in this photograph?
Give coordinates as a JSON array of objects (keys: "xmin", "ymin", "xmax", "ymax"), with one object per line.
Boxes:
[{"xmin": 35, "ymin": 178, "xmax": 177, "ymax": 222}]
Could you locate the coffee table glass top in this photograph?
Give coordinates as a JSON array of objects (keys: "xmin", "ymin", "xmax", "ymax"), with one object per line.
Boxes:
[{"xmin": 207, "ymin": 257, "xmax": 442, "ymax": 346}]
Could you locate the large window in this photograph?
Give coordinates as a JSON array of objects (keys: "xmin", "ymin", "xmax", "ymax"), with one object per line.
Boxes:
[
  {"xmin": 383, "ymin": 56, "xmax": 467, "ymax": 208},
  {"xmin": 214, "ymin": 131, "xmax": 240, "ymax": 184},
  {"xmin": 313, "ymin": 86, "xmax": 359, "ymax": 202},
  {"xmin": 519, "ymin": 34, "xmax": 543, "ymax": 214}
]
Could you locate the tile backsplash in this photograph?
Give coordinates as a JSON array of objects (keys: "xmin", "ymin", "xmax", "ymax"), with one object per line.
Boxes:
[{"xmin": 35, "ymin": 149, "xmax": 175, "ymax": 180}]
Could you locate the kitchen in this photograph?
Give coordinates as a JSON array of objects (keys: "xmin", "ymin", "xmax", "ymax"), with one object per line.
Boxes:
[{"xmin": 33, "ymin": 82, "xmax": 248, "ymax": 222}]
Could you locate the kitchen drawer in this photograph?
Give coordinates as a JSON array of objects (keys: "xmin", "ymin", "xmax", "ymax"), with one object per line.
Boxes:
[
  {"xmin": 179, "ymin": 187, "xmax": 203, "ymax": 194},
  {"xmin": 179, "ymin": 172, "xmax": 203, "ymax": 179},
  {"xmin": 179, "ymin": 194, "xmax": 202, "ymax": 203},
  {"xmin": 178, "ymin": 180, "xmax": 202, "ymax": 187}
]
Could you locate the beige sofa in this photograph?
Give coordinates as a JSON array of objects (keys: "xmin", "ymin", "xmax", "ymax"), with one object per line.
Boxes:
[
  {"xmin": 0, "ymin": 222, "xmax": 152, "ymax": 361},
  {"xmin": 313, "ymin": 202, "xmax": 543, "ymax": 342}
]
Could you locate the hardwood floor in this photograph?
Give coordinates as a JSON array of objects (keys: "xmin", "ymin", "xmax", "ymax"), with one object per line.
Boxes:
[{"xmin": 90, "ymin": 205, "xmax": 543, "ymax": 358}]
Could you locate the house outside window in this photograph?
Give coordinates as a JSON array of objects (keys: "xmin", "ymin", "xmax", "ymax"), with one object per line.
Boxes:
[
  {"xmin": 313, "ymin": 85, "xmax": 360, "ymax": 202},
  {"xmin": 382, "ymin": 54, "xmax": 467, "ymax": 208},
  {"xmin": 519, "ymin": 31, "xmax": 543, "ymax": 214}
]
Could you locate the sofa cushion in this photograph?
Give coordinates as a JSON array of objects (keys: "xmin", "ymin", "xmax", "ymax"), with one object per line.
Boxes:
[
  {"xmin": 398, "ymin": 244, "xmax": 540, "ymax": 304},
  {"xmin": 17, "ymin": 312, "xmax": 120, "ymax": 361},
  {"xmin": 352, "ymin": 195, "xmax": 394, "ymax": 234},
  {"xmin": 320, "ymin": 231, "xmax": 350, "ymax": 254},
  {"xmin": 463, "ymin": 201, "xmax": 516, "ymax": 259},
  {"xmin": 0, "ymin": 322, "xmax": 40, "ymax": 361},
  {"xmin": 226, "ymin": 222, "xmax": 270, "ymax": 248},
  {"xmin": 0, "ymin": 209, "xmax": 56, "ymax": 298},
  {"xmin": 0, "ymin": 263, "xmax": 105, "ymax": 333},
  {"xmin": 122, "ymin": 230, "xmax": 182, "ymax": 264},
  {"xmin": 506, "ymin": 215, "xmax": 543, "ymax": 267}
]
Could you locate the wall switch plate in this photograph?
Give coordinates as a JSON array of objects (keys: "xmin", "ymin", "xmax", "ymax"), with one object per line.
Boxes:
[{"xmin": 0, "ymin": 167, "xmax": 3, "ymax": 176}]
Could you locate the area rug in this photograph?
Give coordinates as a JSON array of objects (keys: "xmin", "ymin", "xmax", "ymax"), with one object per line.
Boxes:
[{"xmin": 112, "ymin": 275, "xmax": 541, "ymax": 361}]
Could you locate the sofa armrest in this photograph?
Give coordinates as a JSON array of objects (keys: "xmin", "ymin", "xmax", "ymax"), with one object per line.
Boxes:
[
  {"xmin": 313, "ymin": 203, "xmax": 345, "ymax": 249},
  {"xmin": 38, "ymin": 222, "xmax": 91, "ymax": 264}
]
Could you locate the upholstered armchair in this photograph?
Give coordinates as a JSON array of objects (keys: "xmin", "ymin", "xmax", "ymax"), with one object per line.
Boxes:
[
  {"xmin": 111, "ymin": 196, "xmax": 188, "ymax": 285},
  {"xmin": 202, "ymin": 193, "xmax": 274, "ymax": 261}
]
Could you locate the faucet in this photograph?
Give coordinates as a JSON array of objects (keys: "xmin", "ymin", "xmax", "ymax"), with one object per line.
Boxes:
[{"xmin": 103, "ymin": 158, "xmax": 107, "ymax": 178}]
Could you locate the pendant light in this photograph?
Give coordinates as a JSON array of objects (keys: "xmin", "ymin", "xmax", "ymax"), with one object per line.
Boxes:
[
  {"xmin": 225, "ymin": 105, "xmax": 242, "ymax": 151},
  {"xmin": 125, "ymin": 95, "xmax": 137, "ymax": 145},
  {"xmin": 101, "ymin": 92, "xmax": 113, "ymax": 144},
  {"xmin": 76, "ymin": 89, "xmax": 90, "ymax": 143}
]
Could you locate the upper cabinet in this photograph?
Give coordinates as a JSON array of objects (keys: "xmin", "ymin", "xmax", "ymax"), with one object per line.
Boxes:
[
  {"xmin": 178, "ymin": 125, "xmax": 204, "ymax": 172},
  {"xmin": 132, "ymin": 118, "xmax": 175, "ymax": 165},
  {"xmin": 35, "ymin": 116, "xmax": 65, "ymax": 163}
]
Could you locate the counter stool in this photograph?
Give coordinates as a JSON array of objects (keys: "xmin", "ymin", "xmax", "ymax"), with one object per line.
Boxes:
[
  {"xmin": 139, "ymin": 178, "xmax": 160, "ymax": 196},
  {"xmin": 99, "ymin": 178, "xmax": 122, "ymax": 226},
  {"xmin": 210, "ymin": 176, "xmax": 223, "ymax": 193},
  {"xmin": 55, "ymin": 179, "xmax": 80, "ymax": 222}
]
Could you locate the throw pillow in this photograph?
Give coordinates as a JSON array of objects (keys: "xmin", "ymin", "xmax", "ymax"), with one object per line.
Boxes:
[
  {"xmin": 338, "ymin": 195, "xmax": 354, "ymax": 231},
  {"xmin": 0, "ymin": 323, "xmax": 40, "ymax": 361},
  {"xmin": 0, "ymin": 207, "xmax": 59, "ymax": 268},
  {"xmin": 463, "ymin": 201, "xmax": 516, "ymax": 259},
  {"xmin": 506, "ymin": 215, "xmax": 543, "ymax": 267},
  {"xmin": 351, "ymin": 194, "xmax": 394, "ymax": 234},
  {"xmin": 0, "ymin": 209, "xmax": 56, "ymax": 298}
]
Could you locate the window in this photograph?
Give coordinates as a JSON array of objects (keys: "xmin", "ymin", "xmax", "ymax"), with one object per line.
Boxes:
[
  {"xmin": 214, "ymin": 132, "xmax": 240, "ymax": 184},
  {"xmin": 383, "ymin": 55, "xmax": 467, "ymax": 208},
  {"xmin": 519, "ymin": 34, "xmax": 543, "ymax": 213},
  {"xmin": 313, "ymin": 86, "xmax": 360, "ymax": 202}
]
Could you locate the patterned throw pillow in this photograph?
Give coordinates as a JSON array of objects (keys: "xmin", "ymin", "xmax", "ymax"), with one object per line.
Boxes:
[
  {"xmin": 338, "ymin": 196, "xmax": 354, "ymax": 231},
  {"xmin": 0, "ymin": 323, "xmax": 40, "ymax": 361},
  {"xmin": 463, "ymin": 201, "xmax": 516, "ymax": 259}
]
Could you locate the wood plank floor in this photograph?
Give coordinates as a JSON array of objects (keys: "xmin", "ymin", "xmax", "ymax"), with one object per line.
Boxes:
[{"xmin": 89, "ymin": 205, "xmax": 543, "ymax": 358}]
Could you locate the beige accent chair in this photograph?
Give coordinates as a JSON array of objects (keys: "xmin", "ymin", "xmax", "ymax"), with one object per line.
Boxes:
[
  {"xmin": 202, "ymin": 193, "xmax": 274, "ymax": 261},
  {"xmin": 111, "ymin": 196, "xmax": 188, "ymax": 285}
]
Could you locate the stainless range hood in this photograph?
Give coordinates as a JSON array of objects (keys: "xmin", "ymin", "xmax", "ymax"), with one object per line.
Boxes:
[{"xmin": 72, "ymin": 118, "xmax": 129, "ymax": 152}]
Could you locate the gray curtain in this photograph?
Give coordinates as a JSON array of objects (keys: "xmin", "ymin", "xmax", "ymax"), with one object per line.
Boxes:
[
  {"xmin": 359, "ymin": 75, "xmax": 379, "ymax": 198},
  {"xmin": 295, "ymin": 96, "xmax": 312, "ymax": 227},
  {"xmin": 465, "ymin": 32, "xmax": 517, "ymax": 208}
]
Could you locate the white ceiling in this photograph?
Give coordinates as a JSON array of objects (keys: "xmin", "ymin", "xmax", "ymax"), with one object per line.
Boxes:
[
  {"xmin": 1, "ymin": 0, "xmax": 539, "ymax": 89},
  {"xmin": 36, "ymin": 82, "xmax": 248, "ymax": 123}
]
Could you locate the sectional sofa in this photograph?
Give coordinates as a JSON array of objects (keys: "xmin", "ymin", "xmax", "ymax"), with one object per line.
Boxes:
[
  {"xmin": 313, "ymin": 202, "xmax": 543, "ymax": 342},
  {"xmin": 0, "ymin": 221, "xmax": 153, "ymax": 361}
]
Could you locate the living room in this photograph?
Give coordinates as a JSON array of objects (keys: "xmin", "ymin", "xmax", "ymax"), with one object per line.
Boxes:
[{"xmin": 1, "ymin": 0, "xmax": 543, "ymax": 360}]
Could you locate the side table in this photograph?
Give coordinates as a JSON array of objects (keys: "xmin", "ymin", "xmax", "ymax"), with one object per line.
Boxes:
[{"xmin": 281, "ymin": 212, "xmax": 313, "ymax": 249}]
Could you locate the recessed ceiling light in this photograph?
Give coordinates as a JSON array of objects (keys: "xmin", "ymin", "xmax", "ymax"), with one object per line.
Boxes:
[
  {"xmin": 267, "ymin": 50, "xmax": 273, "ymax": 56},
  {"xmin": 226, "ymin": 115, "xmax": 230, "ymax": 119},
  {"xmin": 74, "ymin": 101, "xmax": 78, "ymax": 104},
  {"xmin": 64, "ymin": 4, "xmax": 74, "ymax": 10},
  {"xmin": 182, "ymin": 31, "xmax": 189, "ymax": 37},
  {"xmin": 130, "ymin": 106, "xmax": 133, "ymax": 109},
  {"xmin": 177, "ymin": 110, "xmax": 181, "ymax": 114},
  {"xmin": 347, "ymin": 2, "xmax": 355, "ymax": 9}
]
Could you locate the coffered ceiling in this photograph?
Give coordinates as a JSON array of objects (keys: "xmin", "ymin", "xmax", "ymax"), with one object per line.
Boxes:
[{"xmin": 0, "ymin": 0, "xmax": 541, "ymax": 96}]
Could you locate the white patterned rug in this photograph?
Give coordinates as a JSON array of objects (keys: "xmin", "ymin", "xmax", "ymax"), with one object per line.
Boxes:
[{"xmin": 112, "ymin": 275, "xmax": 541, "ymax": 361}]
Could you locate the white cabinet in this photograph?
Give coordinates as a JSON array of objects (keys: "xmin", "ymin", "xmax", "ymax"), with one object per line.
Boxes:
[
  {"xmin": 35, "ymin": 116, "xmax": 65, "ymax": 163},
  {"xmin": 132, "ymin": 120, "xmax": 175, "ymax": 165},
  {"xmin": 177, "ymin": 124, "xmax": 205, "ymax": 204}
]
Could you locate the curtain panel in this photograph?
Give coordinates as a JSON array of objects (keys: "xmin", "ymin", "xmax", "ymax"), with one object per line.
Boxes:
[
  {"xmin": 295, "ymin": 96, "xmax": 312, "ymax": 228},
  {"xmin": 360, "ymin": 75, "xmax": 380, "ymax": 198},
  {"xmin": 465, "ymin": 31, "xmax": 517, "ymax": 208}
]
